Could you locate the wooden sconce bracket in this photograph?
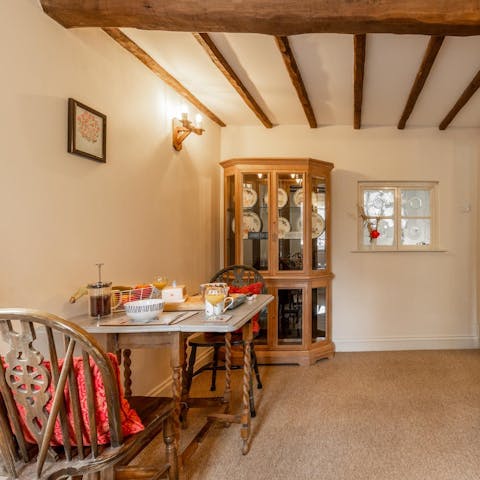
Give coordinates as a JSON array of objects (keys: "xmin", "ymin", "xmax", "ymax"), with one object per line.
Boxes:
[{"xmin": 172, "ymin": 117, "xmax": 204, "ymax": 151}]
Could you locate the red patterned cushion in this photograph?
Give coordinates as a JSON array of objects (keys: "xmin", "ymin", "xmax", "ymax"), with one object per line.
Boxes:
[
  {"xmin": 5, "ymin": 353, "xmax": 144, "ymax": 446},
  {"xmin": 228, "ymin": 282, "xmax": 264, "ymax": 334}
]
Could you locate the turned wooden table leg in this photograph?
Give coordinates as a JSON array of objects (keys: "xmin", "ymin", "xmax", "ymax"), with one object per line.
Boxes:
[
  {"xmin": 241, "ymin": 321, "xmax": 252, "ymax": 454},
  {"xmin": 170, "ymin": 333, "xmax": 184, "ymax": 457},
  {"xmin": 223, "ymin": 332, "xmax": 232, "ymax": 409},
  {"xmin": 180, "ymin": 333, "xmax": 190, "ymax": 428},
  {"xmin": 122, "ymin": 349, "xmax": 132, "ymax": 398}
]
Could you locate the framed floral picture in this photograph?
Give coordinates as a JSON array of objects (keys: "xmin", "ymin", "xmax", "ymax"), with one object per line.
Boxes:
[{"xmin": 68, "ymin": 98, "xmax": 106, "ymax": 162}]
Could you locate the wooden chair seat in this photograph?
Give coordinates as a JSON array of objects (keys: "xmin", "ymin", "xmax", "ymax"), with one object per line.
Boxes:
[{"xmin": 0, "ymin": 309, "xmax": 178, "ymax": 480}]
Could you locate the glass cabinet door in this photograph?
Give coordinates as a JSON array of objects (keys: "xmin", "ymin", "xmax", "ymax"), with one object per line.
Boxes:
[
  {"xmin": 241, "ymin": 173, "xmax": 269, "ymax": 271},
  {"xmin": 277, "ymin": 173, "xmax": 304, "ymax": 271},
  {"xmin": 312, "ymin": 177, "xmax": 327, "ymax": 270},
  {"xmin": 312, "ymin": 287, "xmax": 327, "ymax": 342},
  {"xmin": 278, "ymin": 288, "xmax": 303, "ymax": 345},
  {"xmin": 225, "ymin": 174, "xmax": 236, "ymax": 266}
]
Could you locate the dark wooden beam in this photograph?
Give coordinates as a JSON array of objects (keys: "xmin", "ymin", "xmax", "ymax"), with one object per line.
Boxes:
[
  {"xmin": 40, "ymin": 1, "xmax": 480, "ymax": 36},
  {"xmin": 398, "ymin": 36, "xmax": 444, "ymax": 129},
  {"xmin": 353, "ymin": 34, "xmax": 366, "ymax": 130},
  {"xmin": 439, "ymin": 69, "xmax": 480, "ymax": 130},
  {"xmin": 102, "ymin": 28, "xmax": 225, "ymax": 127},
  {"xmin": 275, "ymin": 36, "xmax": 317, "ymax": 128},
  {"xmin": 193, "ymin": 33, "xmax": 273, "ymax": 128}
]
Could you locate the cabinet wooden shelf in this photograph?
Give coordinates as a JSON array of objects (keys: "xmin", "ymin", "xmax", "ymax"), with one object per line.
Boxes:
[{"xmin": 221, "ymin": 157, "xmax": 334, "ymax": 365}]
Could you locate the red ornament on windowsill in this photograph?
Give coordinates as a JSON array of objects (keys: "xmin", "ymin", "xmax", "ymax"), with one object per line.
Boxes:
[{"xmin": 369, "ymin": 229, "xmax": 380, "ymax": 239}]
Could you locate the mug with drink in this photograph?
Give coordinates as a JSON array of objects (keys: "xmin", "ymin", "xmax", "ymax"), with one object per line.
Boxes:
[{"xmin": 203, "ymin": 284, "xmax": 233, "ymax": 319}]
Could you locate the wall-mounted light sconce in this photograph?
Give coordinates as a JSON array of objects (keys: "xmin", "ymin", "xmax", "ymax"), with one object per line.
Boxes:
[{"xmin": 172, "ymin": 107, "xmax": 204, "ymax": 151}]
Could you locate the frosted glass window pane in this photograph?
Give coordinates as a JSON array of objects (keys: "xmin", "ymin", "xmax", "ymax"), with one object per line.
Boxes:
[
  {"xmin": 401, "ymin": 190, "xmax": 431, "ymax": 217},
  {"xmin": 361, "ymin": 219, "xmax": 394, "ymax": 246},
  {"xmin": 363, "ymin": 189, "xmax": 394, "ymax": 217},
  {"xmin": 401, "ymin": 219, "xmax": 431, "ymax": 246}
]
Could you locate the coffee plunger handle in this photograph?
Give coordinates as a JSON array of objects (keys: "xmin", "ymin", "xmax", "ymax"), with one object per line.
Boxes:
[{"xmin": 96, "ymin": 263, "xmax": 104, "ymax": 283}]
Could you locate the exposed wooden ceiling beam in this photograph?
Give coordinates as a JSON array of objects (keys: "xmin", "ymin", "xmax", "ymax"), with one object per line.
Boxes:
[
  {"xmin": 40, "ymin": 1, "xmax": 480, "ymax": 36},
  {"xmin": 193, "ymin": 33, "xmax": 273, "ymax": 128},
  {"xmin": 353, "ymin": 34, "xmax": 366, "ymax": 130},
  {"xmin": 102, "ymin": 28, "xmax": 225, "ymax": 127},
  {"xmin": 398, "ymin": 36, "xmax": 444, "ymax": 130},
  {"xmin": 275, "ymin": 36, "xmax": 317, "ymax": 128},
  {"xmin": 439, "ymin": 69, "xmax": 480, "ymax": 130}
]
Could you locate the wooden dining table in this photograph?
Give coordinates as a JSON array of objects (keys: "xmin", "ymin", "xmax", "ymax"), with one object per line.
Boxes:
[{"xmin": 71, "ymin": 294, "xmax": 273, "ymax": 466}]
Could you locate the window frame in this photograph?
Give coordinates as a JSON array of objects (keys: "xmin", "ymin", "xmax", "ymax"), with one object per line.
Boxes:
[{"xmin": 357, "ymin": 181, "xmax": 438, "ymax": 252}]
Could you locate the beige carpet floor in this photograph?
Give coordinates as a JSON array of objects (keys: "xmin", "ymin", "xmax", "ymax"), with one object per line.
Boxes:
[{"xmin": 137, "ymin": 350, "xmax": 480, "ymax": 479}]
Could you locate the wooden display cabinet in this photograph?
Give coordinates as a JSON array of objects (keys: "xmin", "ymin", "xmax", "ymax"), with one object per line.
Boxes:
[{"xmin": 221, "ymin": 158, "xmax": 334, "ymax": 365}]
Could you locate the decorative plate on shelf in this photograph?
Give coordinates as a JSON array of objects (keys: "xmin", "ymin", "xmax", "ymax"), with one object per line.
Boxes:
[
  {"xmin": 278, "ymin": 188, "xmax": 288, "ymax": 208},
  {"xmin": 263, "ymin": 188, "xmax": 288, "ymax": 209},
  {"xmin": 232, "ymin": 212, "xmax": 262, "ymax": 238},
  {"xmin": 293, "ymin": 188, "xmax": 304, "ymax": 207},
  {"xmin": 293, "ymin": 188, "xmax": 320, "ymax": 208},
  {"xmin": 243, "ymin": 187, "xmax": 258, "ymax": 208},
  {"xmin": 278, "ymin": 216, "xmax": 291, "ymax": 239},
  {"xmin": 297, "ymin": 212, "xmax": 325, "ymax": 238},
  {"xmin": 312, "ymin": 212, "xmax": 326, "ymax": 238}
]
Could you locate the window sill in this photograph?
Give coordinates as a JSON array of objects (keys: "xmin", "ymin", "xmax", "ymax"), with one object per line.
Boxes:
[{"xmin": 350, "ymin": 249, "xmax": 447, "ymax": 253}]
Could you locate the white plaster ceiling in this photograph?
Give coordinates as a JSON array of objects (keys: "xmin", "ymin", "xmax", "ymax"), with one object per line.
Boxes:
[{"xmin": 121, "ymin": 29, "xmax": 480, "ymax": 129}]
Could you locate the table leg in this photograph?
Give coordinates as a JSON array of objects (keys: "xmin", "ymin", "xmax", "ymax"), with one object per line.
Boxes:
[
  {"xmin": 241, "ymin": 321, "xmax": 252, "ymax": 455},
  {"xmin": 122, "ymin": 349, "xmax": 132, "ymax": 398},
  {"xmin": 170, "ymin": 332, "xmax": 184, "ymax": 457},
  {"xmin": 180, "ymin": 333, "xmax": 191, "ymax": 428},
  {"xmin": 222, "ymin": 332, "xmax": 232, "ymax": 409}
]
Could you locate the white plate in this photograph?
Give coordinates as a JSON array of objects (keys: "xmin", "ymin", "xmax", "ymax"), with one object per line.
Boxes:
[
  {"xmin": 293, "ymin": 188, "xmax": 304, "ymax": 207},
  {"xmin": 312, "ymin": 212, "xmax": 325, "ymax": 238},
  {"xmin": 243, "ymin": 187, "xmax": 257, "ymax": 208},
  {"xmin": 263, "ymin": 188, "xmax": 288, "ymax": 208},
  {"xmin": 232, "ymin": 211, "xmax": 262, "ymax": 238},
  {"xmin": 297, "ymin": 212, "xmax": 325, "ymax": 238},
  {"xmin": 293, "ymin": 188, "xmax": 320, "ymax": 208},
  {"xmin": 278, "ymin": 216, "xmax": 291, "ymax": 239}
]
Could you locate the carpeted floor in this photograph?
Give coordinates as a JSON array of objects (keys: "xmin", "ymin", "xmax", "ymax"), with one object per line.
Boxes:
[{"xmin": 136, "ymin": 350, "xmax": 480, "ymax": 479}]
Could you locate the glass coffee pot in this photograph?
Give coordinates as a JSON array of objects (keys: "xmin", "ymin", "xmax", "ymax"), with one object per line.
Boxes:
[{"xmin": 87, "ymin": 263, "xmax": 113, "ymax": 318}]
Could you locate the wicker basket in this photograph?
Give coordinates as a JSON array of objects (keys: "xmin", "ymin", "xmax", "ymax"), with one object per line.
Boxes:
[{"xmin": 112, "ymin": 285, "xmax": 162, "ymax": 312}]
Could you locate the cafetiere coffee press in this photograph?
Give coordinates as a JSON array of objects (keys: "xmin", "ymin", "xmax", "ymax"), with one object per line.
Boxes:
[{"xmin": 87, "ymin": 263, "xmax": 113, "ymax": 318}]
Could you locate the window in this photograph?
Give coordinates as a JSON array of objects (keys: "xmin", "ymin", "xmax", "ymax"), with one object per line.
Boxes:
[{"xmin": 358, "ymin": 181, "xmax": 437, "ymax": 251}]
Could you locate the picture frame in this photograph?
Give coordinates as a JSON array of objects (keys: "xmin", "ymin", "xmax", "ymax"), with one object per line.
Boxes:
[{"xmin": 68, "ymin": 98, "xmax": 106, "ymax": 162}]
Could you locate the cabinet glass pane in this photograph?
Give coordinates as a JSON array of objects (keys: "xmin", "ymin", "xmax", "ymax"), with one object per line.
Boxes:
[
  {"xmin": 312, "ymin": 177, "xmax": 327, "ymax": 270},
  {"xmin": 241, "ymin": 173, "xmax": 269, "ymax": 271},
  {"xmin": 256, "ymin": 308, "xmax": 268, "ymax": 345},
  {"xmin": 278, "ymin": 173, "xmax": 303, "ymax": 270},
  {"xmin": 278, "ymin": 289, "xmax": 303, "ymax": 345},
  {"xmin": 226, "ymin": 175, "xmax": 235, "ymax": 266},
  {"xmin": 312, "ymin": 287, "xmax": 327, "ymax": 342}
]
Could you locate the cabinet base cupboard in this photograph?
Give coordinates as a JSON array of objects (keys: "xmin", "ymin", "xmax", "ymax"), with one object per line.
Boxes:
[{"xmin": 221, "ymin": 158, "xmax": 334, "ymax": 366}]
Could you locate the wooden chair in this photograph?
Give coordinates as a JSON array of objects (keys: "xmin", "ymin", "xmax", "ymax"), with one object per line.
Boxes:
[
  {"xmin": 185, "ymin": 265, "xmax": 265, "ymax": 417},
  {"xmin": 0, "ymin": 308, "xmax": 178, "ymax": 480}
]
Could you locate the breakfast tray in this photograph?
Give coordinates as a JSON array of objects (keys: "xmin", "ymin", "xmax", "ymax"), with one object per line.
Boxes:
[
  {"xmin": 163, "ymin": 295, "xmax": 205, "ymax": 312},
  {"xmin": 163, "ymin": 293, "xmax": 247, "ymax": 312}
]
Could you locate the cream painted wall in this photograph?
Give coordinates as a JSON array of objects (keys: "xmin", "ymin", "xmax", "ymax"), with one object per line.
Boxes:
[
  {"xmin": 221, "ymin": 125, "xmax": 480, "ymax": 351},
  {"xmin": 0, "ymin": 1, "xmax": 221, "ymax": 393}
]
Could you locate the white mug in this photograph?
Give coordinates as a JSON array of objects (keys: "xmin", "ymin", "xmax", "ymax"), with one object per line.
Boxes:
[{"xmin": 205, "ymin": 296, "xmax": 234, "ymax": 316}]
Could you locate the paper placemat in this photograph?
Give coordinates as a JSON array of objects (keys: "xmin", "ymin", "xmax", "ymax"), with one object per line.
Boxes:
[
  {"xmin": 98, "ymin": 311, "xmax": 198, "ymax": 326},
  {"xmin": 204, "ymin": 314, "xmax": 232, "ymax": 323}
]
